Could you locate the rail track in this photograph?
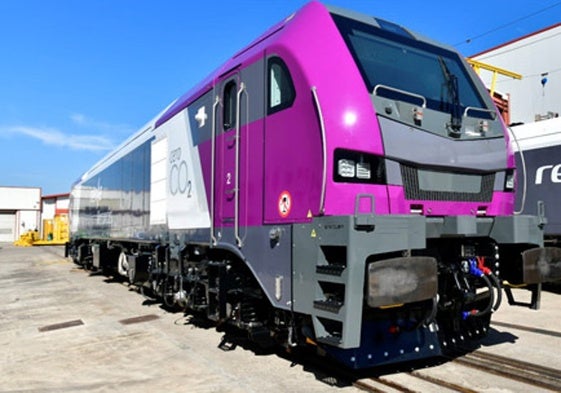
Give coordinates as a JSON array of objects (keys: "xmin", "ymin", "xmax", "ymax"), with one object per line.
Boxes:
[
  {"xmin": 213, "ymin": 294, "xmax": 561, "ymax": 393},
  {"xmin": 350, "ymin": 348, "xmax": 561, "ymax": 393},
  {"xmin": 451, "ymin": 350, "xmax": 561, "ymax": 392},
  {"xmin": 491, "ymin": 320, "xmax": 561, "ymax": 339}
]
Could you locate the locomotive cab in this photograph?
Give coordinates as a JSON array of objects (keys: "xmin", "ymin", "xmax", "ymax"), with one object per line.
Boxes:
[{"xmin": 287, "ymin": 4, "xmax": 561, "ymax": 368}]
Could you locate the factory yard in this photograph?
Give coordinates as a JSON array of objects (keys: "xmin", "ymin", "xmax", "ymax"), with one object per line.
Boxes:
[
  {"xmin": 2, "ymin": 244, "xmax": 561, "ymax": 393},
  {"xmin": 0, "ymin": 244, "xmax": 358, "ymax": 393}
]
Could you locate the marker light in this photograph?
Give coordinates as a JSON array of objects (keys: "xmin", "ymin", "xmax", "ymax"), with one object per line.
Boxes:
[
  {"xmin": 504, "ymin": 169, "xmax": 515, "ymax": 191},
  {"xmin": 479, "ymin": 120, "xmax": 489, "ymax": 134},
  {"xmin": 476, "ymin": 206, "xmax": 487, "ymax": 216},
  {"xmin": 413, "ymin": 107, "xmax": 423, "ymax": 122},
  {"xmin": 356, "ymin": 161, "xmax": 371, "ymax": 179}
]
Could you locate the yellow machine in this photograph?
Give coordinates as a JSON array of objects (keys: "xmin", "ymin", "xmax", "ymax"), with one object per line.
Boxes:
[{"xmin": 14, "ymin": 214, "xmax": 69, "ymax": 246}]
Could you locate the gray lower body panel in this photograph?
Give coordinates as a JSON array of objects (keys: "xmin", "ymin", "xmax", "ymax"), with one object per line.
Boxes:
[{"xmin": 291, "ymin": 214, "xmax": 555, "ymax": 350}]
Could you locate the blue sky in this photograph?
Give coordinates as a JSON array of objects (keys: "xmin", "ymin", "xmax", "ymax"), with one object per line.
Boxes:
[{"xmin": 1, "ymin": 0, "xmax": 560, "ymax": 195}]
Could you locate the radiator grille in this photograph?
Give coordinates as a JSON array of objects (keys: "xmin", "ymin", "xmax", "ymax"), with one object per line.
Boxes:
[{"xmin": 401, "ymin": 165, "xmax": 495, "ymax": 202}]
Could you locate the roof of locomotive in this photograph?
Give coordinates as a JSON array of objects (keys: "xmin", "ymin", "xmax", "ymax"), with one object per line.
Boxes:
[
  {"xmin": 154, "ymin": 1, "xmax": 458, "ymax": 128},
  {"xmin": 73, "ymin": 1, "xmax": 466, "ymax": 188},
  {"xmin": 153, "ymin": 6, "xmax": 296, "ymax": 128},
  {"xmin": 72, "ymin": 102, "xmax": 174, "ymax": 186}
]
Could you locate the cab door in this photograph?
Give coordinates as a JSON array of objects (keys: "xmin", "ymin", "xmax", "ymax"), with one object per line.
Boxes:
[{"xmin": 213, "ymin": 69, "xmax": 247, "ymax": 246}]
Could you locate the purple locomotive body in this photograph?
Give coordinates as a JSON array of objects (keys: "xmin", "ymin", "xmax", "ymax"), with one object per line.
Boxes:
[{"xmin": 67, "ymin": 2, "xmax": 561, "ymax": 369}]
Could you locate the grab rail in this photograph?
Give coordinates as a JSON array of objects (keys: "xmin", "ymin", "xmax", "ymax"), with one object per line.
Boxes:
[
  {"xmin": 373, "ymin": 84, "xmax": 427, "ymax": 108},
  {"xmin": 311, "ymin": 86, "xmax": 327, "ymax": 215},
  {"xmin": 353, "ymin": 193, "xmax": 376, "ymax": 230},
  {"xmin": 234, "ymin": 82, "xmax": 246, "ymax": 247},
  {"xmin": 210, "ymin": 95, "xmax": 220, "ymax": 246},
  {"xmin": 463, "ymin": 106, "xmax": 497, "ymax": 119}
]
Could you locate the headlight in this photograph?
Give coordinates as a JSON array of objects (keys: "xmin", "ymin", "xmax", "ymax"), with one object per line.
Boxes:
[
  {"xmin": 338, "ymin": 159, "xmax": 356, "ymax": 178},
  {"xmin": 334, "ymin": 149, "xmax": 386, "ymax": 184}
]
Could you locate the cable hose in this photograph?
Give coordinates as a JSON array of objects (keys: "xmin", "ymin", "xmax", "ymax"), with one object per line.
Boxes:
[
  {"xmin": 470, "ymin": 274, "xmax": 495, "ymax": 318},
  {"xmin": 489, "ymin": 273, "xmax": 503, "ymax": 312},
  {"xmin": 424, "ymin": 295, "xmax": 439, "ymax": 327},
  {"xmin": 161, "ymin": 280, "xmax": 175, "ymax": 308},
  {"xmin": 394, "ymin": 296, "xmax": 439, "ymax": 332}
]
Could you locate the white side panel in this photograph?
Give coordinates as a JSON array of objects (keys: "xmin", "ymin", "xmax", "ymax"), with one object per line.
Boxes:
[
  {"xmin": 158, "ymin": 110, "xmax": 210, "ymax": 230},
  {"xmin": 510, "ymin": 117, "xmax": 561, "ymax": 152},
  {"xmin": 150, "ymin": 137, "xmax": 168, "ymax": 225},
  {"xmin": 0, "ymin": 213, "xmax": 15, "ymax": 242}
]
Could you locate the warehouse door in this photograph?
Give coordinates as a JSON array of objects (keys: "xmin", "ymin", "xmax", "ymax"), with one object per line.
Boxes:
[{"xmin": 0, "ymin": 212, "xmax": 15, "ymax": 242}]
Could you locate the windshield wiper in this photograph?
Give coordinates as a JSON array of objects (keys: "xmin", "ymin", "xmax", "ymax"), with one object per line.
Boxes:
[{"xmin": 438, "ymin": 56, "xmax": 462, "ymax": 135}]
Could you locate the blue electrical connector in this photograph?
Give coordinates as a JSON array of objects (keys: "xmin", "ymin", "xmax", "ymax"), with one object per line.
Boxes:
[{"xmin": 468, "ymin": 258, "xmax": 484, "ymax": 277}]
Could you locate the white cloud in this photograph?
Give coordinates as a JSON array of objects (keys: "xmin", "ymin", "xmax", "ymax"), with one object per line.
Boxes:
[
  {"xmin": 2, "ymin": 125, "xmax": 115, "ymax": 152},
  {"xmin": 70, "ymin": 113, "xmax": 135, "ymax": 135},
  {"xmin": 70, "ymin": 113, "xmax": 87, "ymax": 125}
]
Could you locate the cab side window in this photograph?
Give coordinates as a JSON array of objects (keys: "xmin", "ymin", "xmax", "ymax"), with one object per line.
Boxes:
[
  {"xmin": 223, "ymin": 80, "xmax": 237, "ymax": 130},
  {"xmin": 267, "ymin": 57, "xmax": 295, "ymax": 114}
]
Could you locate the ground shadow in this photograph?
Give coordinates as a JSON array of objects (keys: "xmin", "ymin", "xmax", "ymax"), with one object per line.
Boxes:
[
  {"xmin": 69, "ymin": 260, "xmax": 522, "ymax": 387},
  {"xmin": 479, "ymin": 326, "xmax": 519, "ymax": 346},
  {"xmin": 276, "ymin": 347, "xmax": 453, "ymax": 388},
  {"xmin": 544, "ymin": 282, "xmax": 561, "ymax": 294}
]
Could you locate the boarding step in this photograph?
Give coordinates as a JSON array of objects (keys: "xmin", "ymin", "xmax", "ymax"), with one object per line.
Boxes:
[
  {"xmin": 316, "ymin": 264, "xmax": 346, "ymax": 276},
  {"xmin": 313, "ymin": 299, "xmax": 343, "ymax": 313}
]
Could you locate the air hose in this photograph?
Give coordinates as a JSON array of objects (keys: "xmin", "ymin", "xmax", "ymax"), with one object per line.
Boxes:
[
  {"xmin": 475, "ymin": 255, "xmax": 502, "ymax": 312},
  {"xmin": 488, "ymin": 273, "xmax": 503, "ymax": 312},
  {"xmin": 425, "ymin": 295, "xmax": 439, "ymax": 326},
  {"xmin": 461, "ymin": 259, "xmax": 495, "ymax": 320}
]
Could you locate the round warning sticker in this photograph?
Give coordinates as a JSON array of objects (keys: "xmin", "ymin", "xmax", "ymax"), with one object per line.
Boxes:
[{"xmin": 278, "ymin": 191, "xmax": 292, "ymax": 218}]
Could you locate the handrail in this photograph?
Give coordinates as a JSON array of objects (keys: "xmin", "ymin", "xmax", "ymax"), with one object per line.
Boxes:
[
  {"xmin": 234, "ymin": 82, "xmax": 246, "ymax": 247},
  {"xmin": 463, "ymin": 106, "xmax": 497, "ymax": 119},
  {"xmin": 311, "ymin": 86, "xmax": 327, "ymax": 215},
  {"xmin": 373, "ymin": 84, "xmax": 427, "ymax": 108},
  {"xmin": 210, "ymin": 95, "xmax": 220, "ymax": 246},
  {"xmin": 353, "ymin": 194, "xmax": 376, "ymax": 230}
]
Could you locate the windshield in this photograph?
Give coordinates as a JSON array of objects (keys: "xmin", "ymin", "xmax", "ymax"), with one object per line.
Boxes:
[{"xmin": 331, "ymin": 14, "xmax": 488, "ymax": 116}]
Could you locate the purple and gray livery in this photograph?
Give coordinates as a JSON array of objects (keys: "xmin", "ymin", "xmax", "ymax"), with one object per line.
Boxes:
[{"xmin": 67, "ymin": 2, "xmax": 561, "ymax": 369}]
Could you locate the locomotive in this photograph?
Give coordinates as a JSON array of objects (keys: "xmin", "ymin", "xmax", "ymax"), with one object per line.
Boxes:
[
  {"xmin": 511, "ymin": 118, "xmax": 561, "ymax": 240},
  {"xmin": 66, "ymin": 1, "xmax": 561, "ymax": 369}
]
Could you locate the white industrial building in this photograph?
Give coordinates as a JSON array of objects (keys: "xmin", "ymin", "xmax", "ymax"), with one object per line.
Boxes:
[
  {"xmin": 0, "ymin": 187, "xmax": 41, "ymax": 242},
  {"xmin": 41, "ymin": 193, "xmax": 70, "ymax": 220},
  {"xmin": 471, "ymin": 23, "xmax": 561, "ymax": 125},
  {"xmin": 41, "ymin": 193, "xmax": 70, "ymax": 239}
]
